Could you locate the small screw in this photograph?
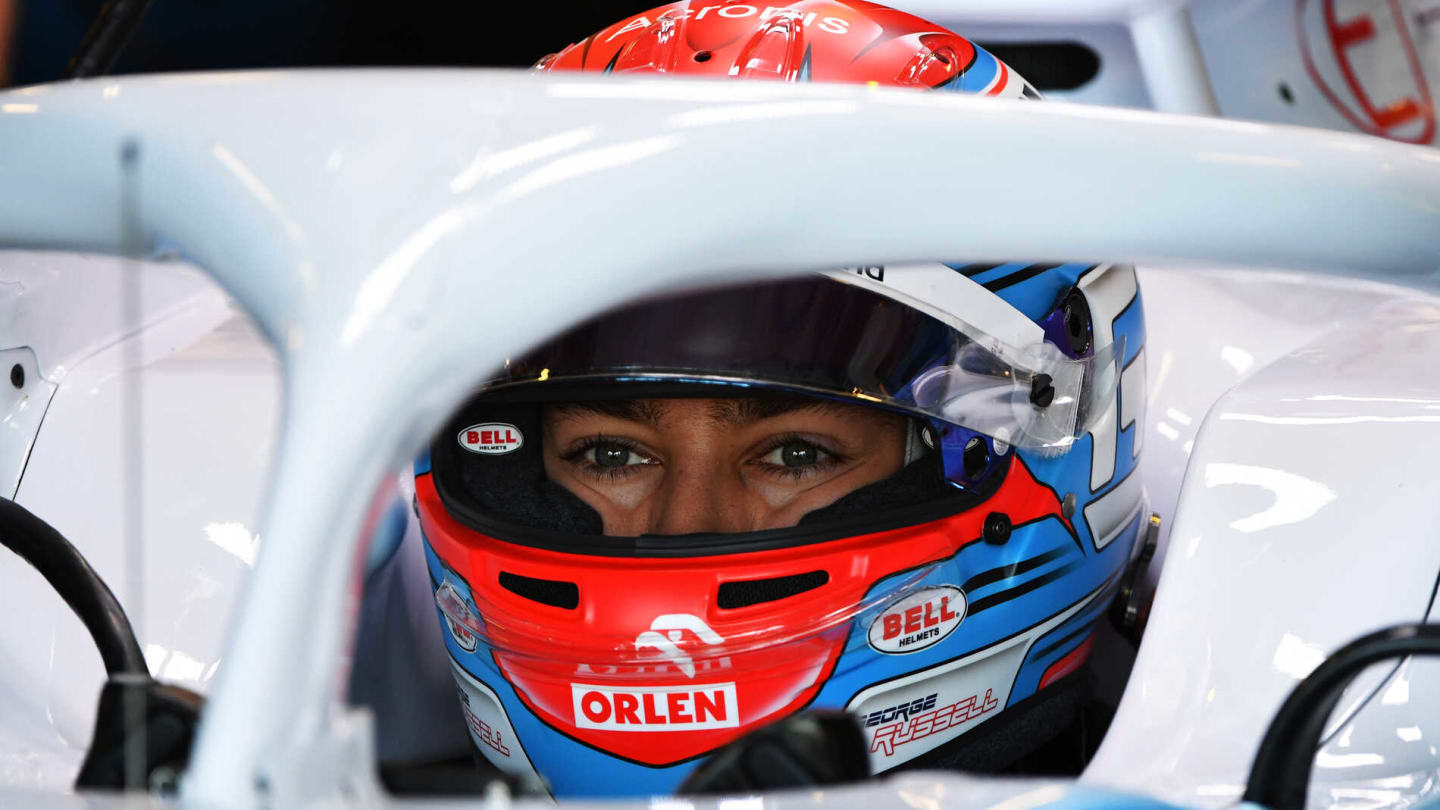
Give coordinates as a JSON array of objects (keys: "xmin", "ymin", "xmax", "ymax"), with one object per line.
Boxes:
[
  {"xmin": 983, "ymin": 512, "xmax": 1012, "ymax": 544},
  {"xmin": 1062, "ymin": 492, "xmax": 1076, "ymax": 520},
  {"xmin": 9, "ymin": 364, "xmax": 23, "ymax": 389}
]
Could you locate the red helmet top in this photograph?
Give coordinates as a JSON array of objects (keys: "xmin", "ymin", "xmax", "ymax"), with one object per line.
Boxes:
[{"xmin": 536, "ymin": 0, "xmax": 1030, "ymax": 97}]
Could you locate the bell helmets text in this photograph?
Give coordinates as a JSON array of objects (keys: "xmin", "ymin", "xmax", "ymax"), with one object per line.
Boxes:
[
  {"xmin": 458, "ymin": 423, "xmax": 523, "ymax": 455},
  {"xmin": 868, "ymin": 586, "xmax": 966, "ymax": 654},
  {"xmin": 571, "ymin": 682, "xmax": 740, "ymax": 731}
]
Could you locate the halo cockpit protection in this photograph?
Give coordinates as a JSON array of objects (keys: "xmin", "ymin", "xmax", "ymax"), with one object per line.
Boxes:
[{"xmin": 415, "ymin": 1, "xmax": 1148, "ymax": 797}]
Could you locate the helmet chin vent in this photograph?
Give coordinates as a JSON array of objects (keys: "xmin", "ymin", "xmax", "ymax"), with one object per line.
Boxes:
[
  {"xmin": 717, "ymin": 570, "xmax": 829, "ymax": 609},
  {"xmin": 499, "ymin": 571, "xmax": 579, "ymax": 610}
]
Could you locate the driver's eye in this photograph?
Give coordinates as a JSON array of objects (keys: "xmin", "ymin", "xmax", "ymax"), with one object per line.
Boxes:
[
  {"xmin": 587, "ymin": 442, "xmax": 649, "ymax": 469},
  {"xmin": 764, "ymin": 440, "xmax": 824, "ymax": 468}
]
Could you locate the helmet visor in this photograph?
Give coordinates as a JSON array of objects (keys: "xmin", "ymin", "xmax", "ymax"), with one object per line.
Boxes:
[{"xmin": 486, "ymin": 272, "xmax": 1118, "ymax": 452}]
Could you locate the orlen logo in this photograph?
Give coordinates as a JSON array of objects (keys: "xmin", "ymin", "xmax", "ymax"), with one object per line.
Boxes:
[
  {"xmin": 868, "ymin": 586, "xmax": 966, "ymax": 654},
  {"xmin": 458, "ymin": 423, "xmax": 523, "ymax": 455},
  {"xmin": 571, "ymin": 682, "xmax": 739, "ymax": 731},
  {"xmin": 634, "ymin": 614, "xmax": 725, "ymax": 678}
]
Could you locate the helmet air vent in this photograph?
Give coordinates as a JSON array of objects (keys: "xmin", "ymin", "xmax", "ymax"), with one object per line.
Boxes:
[
  {"xmin": 731, "ymin": 12, "xmax": 807, "ymax": 80},
  {"xmin": 499, "ymin": 571, "xmax": 580, "ymax": 609},
  {"xmin": 717, "ymin": 570, "xmax": 829, "ymax": 609}
]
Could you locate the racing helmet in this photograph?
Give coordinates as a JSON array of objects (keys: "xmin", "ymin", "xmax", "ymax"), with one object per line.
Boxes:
[{"xmin": 416, "ymin": 1, "xmax": 1148, "ymax": 797}]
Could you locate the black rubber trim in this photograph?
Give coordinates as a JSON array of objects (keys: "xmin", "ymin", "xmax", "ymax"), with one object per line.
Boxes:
[
  {"xmin": 1244, "ymin": 624, "xmax": 1440, "ymax": 810},
  {"xmin": 1321, "ymin": 559, "xmax": 1440, "ymax": 747},
  {"xmin": 0, "ymin": 497, "xmax": 146, "ymax": 676}
]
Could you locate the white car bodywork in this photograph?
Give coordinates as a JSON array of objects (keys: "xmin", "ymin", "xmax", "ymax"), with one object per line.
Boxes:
[{"xmin": 0, "ymin": 4, "xmax": 1437, "ymax": 808}]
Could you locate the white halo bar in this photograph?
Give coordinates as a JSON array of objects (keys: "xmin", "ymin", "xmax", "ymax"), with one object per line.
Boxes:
[{"xmin": 0, "ymin": 70, "xmax": 1436, "ymax": 806}]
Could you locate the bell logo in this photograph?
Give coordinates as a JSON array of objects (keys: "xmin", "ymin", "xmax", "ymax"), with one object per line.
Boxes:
[
  {"xmin": 571, "ymin": 682, "xmax": 739, "ymax": 731},
  {"xmin": 868, "ymin": 586, "xmax": 966, "ymax": 654},
  {"xmin": 458, "ymin": 423, "xmax": 524, "ymax": 455}
]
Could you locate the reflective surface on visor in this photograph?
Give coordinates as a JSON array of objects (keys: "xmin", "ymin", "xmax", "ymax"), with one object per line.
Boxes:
[{"xmin": 491, "ymin": 274, "xmax": 1115, "ymax": 451}]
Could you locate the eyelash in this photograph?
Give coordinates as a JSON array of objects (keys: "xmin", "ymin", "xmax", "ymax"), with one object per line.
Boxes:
[
  {"xmin": 559, "ymin": 435, "xmax": 656, "ymax": 481},
  {"xmin": 753, "ymin": 433, "xmax": 847, "ymax": 480}
]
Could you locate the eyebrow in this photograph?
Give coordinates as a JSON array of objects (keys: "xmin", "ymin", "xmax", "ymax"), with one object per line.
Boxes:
[
  {"xmin": 549, "ymin": 399, "xmax": 667, "ymax": 427},
  {"xmin": 548, "ymin": 396, "xmax": 852, "ymax": 428}
]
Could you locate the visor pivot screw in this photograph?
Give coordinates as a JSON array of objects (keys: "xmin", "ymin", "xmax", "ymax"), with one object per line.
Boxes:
[
  {"xmin": 1062, "ymin": 493, "xmax": 1076, "ymax": 520},
  {"xmin": 983, "ymin": 512, "xmax": 1012, "ymax": 545},
  {"xmin": 1029, "ymin": 374, "xmax": 1055, "ymax": 408},
  {"xmin": 8, "ymin": 364, "xmax": 21, "ymax": 389}
]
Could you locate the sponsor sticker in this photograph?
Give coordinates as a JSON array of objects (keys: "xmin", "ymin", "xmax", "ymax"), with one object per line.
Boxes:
[
  {"xmin": 458, "ymin": 423, "xmax": 523, "ymax": 455},
  {"xmin": 868, "ymin": 586, "xmax": 966, "ymax": 654},
  {"xmin": 633, "ymin": 614, "xmax": 726, "ymax": 678},
  {"xmin": 869, "ymin": 688, "xmax": 998, "ymax": 756},
  {"xmin": 436, "ymin": 580, "xmax": 480, "ymax": 652},
  {"xmin": 456, "ymin": 687, "xmax": 511, "ymax": 757},
  {"xmin": 571, "ymin": 682, "xmax": 739, "ymax": 731},
  {"xmin": 450, "ymin": 660, "xmax": 542, "ymax": 783},
  {"xmin": 863, "ymin": 693, "xmax": 938, "ymax": 728}
]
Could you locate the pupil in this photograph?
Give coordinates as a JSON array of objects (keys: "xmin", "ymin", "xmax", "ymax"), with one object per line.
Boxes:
[
  {"xmin": 595, "ymin": 444, "xmax": 630, "ymax": 468},
  {"xmin": 780, "ymin": 442, "xmax": 818, "ymax": 467}
]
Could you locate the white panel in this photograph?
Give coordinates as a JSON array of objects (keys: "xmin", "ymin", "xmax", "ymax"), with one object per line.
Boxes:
[
  {"xmin": 1079, "ymin": 264, "xmax": 1136, "ymax": 491},
  {"xmin": 1086, "ymin": 295, "xmax": 1440, "ymax": 808},
  {"xmin": 1083, "ymin": 470, "xmax": 1144, "ymax": 552},
  {"xmin": 0, "ymin": 267, "xmax": 279, "ymax": 789},
  {"xmin": 1087, "ymin": 399, "xmax": 1118, "ymax": 490},
  {"xmin": 1120, "ymin": 347, "xmax": 1145, "ymax": 459}
]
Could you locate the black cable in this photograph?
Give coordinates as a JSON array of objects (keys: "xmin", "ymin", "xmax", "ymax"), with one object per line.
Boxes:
[
  {"xmin": 1243, "ymin": 623, "xmax": 1440, "ymax": 810},
  {"xmin": 63, "ymin": 0, "xmax": 157, "ymax": 79},
  {"xmin": 0, "ymin": 497, "xmax": 147, "ymax": 677}
]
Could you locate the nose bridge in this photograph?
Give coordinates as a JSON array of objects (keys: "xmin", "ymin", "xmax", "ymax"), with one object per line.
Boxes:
[{"xmin": 652, "ymin": 457, "xmax": 750, "ymax": 535}]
